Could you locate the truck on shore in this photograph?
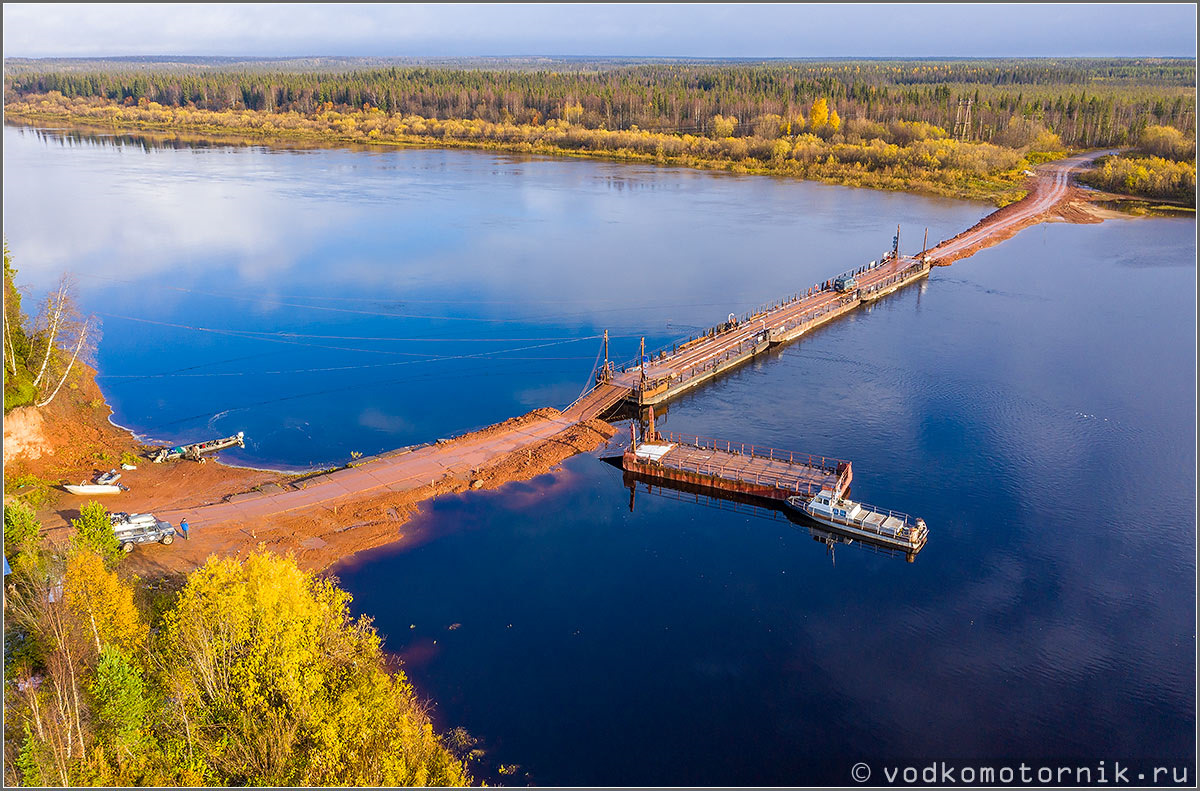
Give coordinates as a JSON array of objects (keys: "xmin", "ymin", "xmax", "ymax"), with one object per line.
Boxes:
[{"xmin": 109, "ymin": 512, "xmax": 176, "ymax": 552}]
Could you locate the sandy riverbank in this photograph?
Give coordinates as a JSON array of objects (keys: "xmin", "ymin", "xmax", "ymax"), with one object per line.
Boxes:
[{"xmin": 4, "ymin": 367, "xmax": 617, "ymax": 579}]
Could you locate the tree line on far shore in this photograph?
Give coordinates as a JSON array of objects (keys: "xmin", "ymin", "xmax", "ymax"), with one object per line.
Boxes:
[
  {"xmin": 6, "ymin": 91, "xmax": 1064, "ymax": 205},
  {"xmin": 5, "ymin": 58, "xmax": 1194, "ymax": 149},
  {"xmin": 1077, "ymin": 124, "xmax": 1196, "ymax": 205}
]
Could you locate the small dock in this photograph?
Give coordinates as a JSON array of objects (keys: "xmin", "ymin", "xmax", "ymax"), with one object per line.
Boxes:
[{"xmin": 620, "ymin": 427, "xmax": 852, "ymax": 503}]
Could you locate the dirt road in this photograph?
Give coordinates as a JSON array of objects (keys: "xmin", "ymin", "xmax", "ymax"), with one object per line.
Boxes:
[
  {"xmin": 929, "ymin": 150, "xmax": 1114, "ymax": 264},
  {"xmin": 156, "ymin": 410, "xmax": 581, "ymax": 527}
]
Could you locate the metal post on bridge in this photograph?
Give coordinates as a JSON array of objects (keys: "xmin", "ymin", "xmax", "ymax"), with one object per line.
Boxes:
[
  {"xmin": 603, "ymin": 329, "xmax": 609, "ymax": 380},
  {"xmin": 637, "ymin": 336, "xmax": 646, "ymax": 405}
]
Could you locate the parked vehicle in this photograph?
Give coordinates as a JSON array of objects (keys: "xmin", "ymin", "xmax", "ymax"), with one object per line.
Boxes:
[
  {"xmin": 109, "ymin": 512, "xmax": 176, "ymax": 552},
  {"xmin": 834, "ymin": 275, "xmax": 858, "ymax": 293}
]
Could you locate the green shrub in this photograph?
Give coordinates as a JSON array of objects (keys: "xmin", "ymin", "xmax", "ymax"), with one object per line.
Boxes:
[
  {"xmin": 3, "ymin": 501, "xmax": 42, "ymax": 560},
  {"xmin": 71, "ymin": 500, "xmax": 121, "ymax": 566},
  {"xmin": 9, "ymin": 473, "xmax": 54, "ymax": 509}
]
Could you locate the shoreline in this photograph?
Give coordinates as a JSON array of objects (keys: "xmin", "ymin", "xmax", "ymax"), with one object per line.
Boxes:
[
  {"xmin": 5, "ymin": 145, "xmax": 1125, "ymax": 583},
  {"xmin": 103, "ymin": 410, "xmax": 313, "ymax": 476},
  {"xmin": 11, "ymin": 379, "xmax": 619, "ymax": 580},
  {"xmin": 4, "ymin": 105, "xmax": 1031, "ymax": 206}
]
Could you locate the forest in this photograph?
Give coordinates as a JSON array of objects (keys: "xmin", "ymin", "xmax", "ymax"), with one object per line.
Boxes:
[
  {"xmin": 4, "ymin": 58, "xmax": 1195, "ymax": 205},
  {"xmin": 2, "ymin": 499, "xmax": 472, "ymax": 787},
  {"xmin": 1077, "ymin": 123, "xmax": 1196, "ymax": 204},
  {"xmin": 5, "ymin": 58, "xmax": 1195, "ymax": 148}
]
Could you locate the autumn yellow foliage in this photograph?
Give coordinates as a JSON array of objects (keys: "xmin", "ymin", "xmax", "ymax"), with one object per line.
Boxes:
[
  {"xmin": 6, "ymin": 92, "xmax": 1031, "ymax": 204},
  {"xmin": 1080, "ymin": 154, "xmax": 1196, "ymax": 206},
  {"xmin": 63, "ymin": 551, "xmax": 144, "ymax": 654},
  {"xmin": 4, "ymin": 542, "xmax": 470, "ymax": 787}
]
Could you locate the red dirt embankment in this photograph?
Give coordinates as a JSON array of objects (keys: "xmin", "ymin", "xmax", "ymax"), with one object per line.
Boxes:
[
  {"xmin": 4, "ymin": 366, "xmax": 275, "ymax": 508},
  {"xmin": 6, "ymin": 373, "xmax": 616, "ymax": 578}
]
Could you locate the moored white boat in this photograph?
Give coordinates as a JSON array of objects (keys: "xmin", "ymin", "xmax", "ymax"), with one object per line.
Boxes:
[
  {"xmin": 786, "ymin": 488, "xmax": 927, "ymax": 552},
  {"xmin": 65, "ymin": 483, "xmax": 125, "ymax": 495}
]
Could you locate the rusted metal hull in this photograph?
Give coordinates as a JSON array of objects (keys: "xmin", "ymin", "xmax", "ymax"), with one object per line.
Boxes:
[
  {"xmin": 638, "ymin": 338, "xmax": 770, "ymax": 406},
  {"xmin": 859, "ymin": 263, "xmax": 930, "ymax": 304},
  {"xmin": 623, "ymin": 453, "xmax": 796, "ymax": 501},
  {"xmin": 620, "ymin": 431, "xmax": 848, "ymax": 503}
]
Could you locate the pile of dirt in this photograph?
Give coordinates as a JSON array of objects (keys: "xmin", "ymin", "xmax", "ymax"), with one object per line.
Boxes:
[
  {"xmin": 1048, "ymin": 186, "xmax": 1120, "ymax": 224},
  {"xmin": 4, "ymin": 365, "xmax": 135, "ymax": 482}
]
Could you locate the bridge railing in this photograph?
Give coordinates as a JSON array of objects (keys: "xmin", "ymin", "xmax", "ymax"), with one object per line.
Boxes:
[
  {"xmin": 861, "ymin": 262, "xmax": 928, "ymax": 295},
  {"xmin": 642, "ymin": 452, "xmax": 828, "ymax": 495},
  {"xmin": 659, "ymin": 431, "xmax": 847, "ymax": 474},
  {"xmin": 770, "ymin": 294, "xmax": 857, "ymax": 338},
  {"xmin": 615, "ymin": 282, "xmax": 856, "ymax": 376},
  {"xmin": 640, "ymin": 331, "xmax": 765, "ymax": 391},
  {"xmin": 620, "ymin": 258, "xmax": 931, "ymax": 395}
]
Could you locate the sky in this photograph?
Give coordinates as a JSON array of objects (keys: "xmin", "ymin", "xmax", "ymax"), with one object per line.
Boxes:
[{"xmin": 3, "ymin": 3, "xmax": 1196, "ymax": 59}]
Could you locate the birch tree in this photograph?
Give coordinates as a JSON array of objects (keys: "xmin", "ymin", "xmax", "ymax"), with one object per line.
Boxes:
[
  {"xmin": 35, "ymin": 317, "xmax": 94, "ymax": 408},
  {"xmin": 31, "ymin": 275, "xmax": 74, "ymax": 388}
]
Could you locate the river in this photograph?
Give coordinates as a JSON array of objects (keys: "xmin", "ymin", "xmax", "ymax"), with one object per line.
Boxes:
[{"xmin": 4, "ymin": 122, "xmax": 1195, "ymax": 785}]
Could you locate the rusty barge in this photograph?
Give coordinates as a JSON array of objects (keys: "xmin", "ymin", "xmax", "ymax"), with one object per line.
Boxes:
[{"xmin": 618, "ymin": 415, "xmax": 927, "ymax": 556}]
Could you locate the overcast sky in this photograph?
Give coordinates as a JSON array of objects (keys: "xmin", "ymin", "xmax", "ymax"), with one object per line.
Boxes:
[{"xmin": 3, "ymin": 3, "xmax": 1196, "ymax": 59}]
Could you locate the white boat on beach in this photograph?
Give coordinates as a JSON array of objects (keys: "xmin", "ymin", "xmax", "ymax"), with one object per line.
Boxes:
[
  {"xmin": 786, "ymin": 488, "xmax": 928, "ymax": 552},
  {"xmin": 65, "ymin": 469, "xmax": 127, "ymax": 495},
  {"xmin": 65, "ymin": 483, "xmax": 125, "ymax": 495}
]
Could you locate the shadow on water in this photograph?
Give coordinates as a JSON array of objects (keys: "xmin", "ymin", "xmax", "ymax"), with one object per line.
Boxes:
[{"xmin": 612, "ymin": 462, "xmax": 918, "ymax": 564}]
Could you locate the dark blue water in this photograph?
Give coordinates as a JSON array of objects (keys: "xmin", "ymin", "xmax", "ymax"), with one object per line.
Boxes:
[
  {"xmin": 3, "ymin": 123, "xmax": 982, "ymax": 471},
  {"xmin": 334, "ymin": 218, "xmax": 1196, "ymax": 786},
  {"xmin": 6, "ymin": 123, "xmax": 1195, "ymax": 785}
]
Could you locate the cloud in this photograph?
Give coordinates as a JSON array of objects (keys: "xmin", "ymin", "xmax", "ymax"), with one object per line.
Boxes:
[{"xmin": 3, "ymin": 3, "xmax": 1195, "ymax": 58}]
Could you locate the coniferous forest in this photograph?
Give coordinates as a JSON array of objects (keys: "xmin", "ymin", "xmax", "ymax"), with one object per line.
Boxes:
[
  {"xmin": 6, "ymin": 58, "xmax": 1195, "ymax": 205},
  {"xmin": 5, "ymin": 57, "xmax": 1195, "ymax": 147}
]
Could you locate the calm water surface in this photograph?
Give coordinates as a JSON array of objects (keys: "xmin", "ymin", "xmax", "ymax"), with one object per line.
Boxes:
[{"xmin": 5, "ymin": 124, "xmax": 1195, "ymax": 785}]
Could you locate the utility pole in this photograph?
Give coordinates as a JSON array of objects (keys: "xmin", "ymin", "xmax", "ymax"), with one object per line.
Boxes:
[
  {"xmin": 953, "ymin": 97, "xmax": 974, "ymax": 142},
  {"xmin": 922, "ymin": 227, "xmax": 928, "ymax": 256},
  {"xmin": 603, "ymin": 329, "xmax": 609, "ymax": 381}
]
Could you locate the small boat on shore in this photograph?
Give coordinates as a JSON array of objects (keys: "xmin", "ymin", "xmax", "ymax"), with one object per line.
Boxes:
[
  {"xmin": 153, "ymin": 431, "xmax": 245, "ymax": 463},
  {"xmin": 66, "ymin": 469, "xmax": 128, "ymax": 495},
  {"xmin": 65, "ymin": 483, "xmax": 124, "ymax": 495},
  {"xmin": 786, "ymin": 488, "xmax": 928, "ymax": 553}
]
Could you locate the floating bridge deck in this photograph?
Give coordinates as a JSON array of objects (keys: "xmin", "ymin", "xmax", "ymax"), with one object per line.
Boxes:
[
  {"xmin": 574, "ymin": 251, "xmax": 931, "ymax": 418},
  {"xmin": 620, "ymin": 429, "xmax": 853, "ymax": 503}
]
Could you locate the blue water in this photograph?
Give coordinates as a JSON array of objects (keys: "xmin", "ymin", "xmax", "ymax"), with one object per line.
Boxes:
[
  {"xmin": 3, "ymin": 123, "xmax": 983, "ymax": 470},
  {"xmin": 5, "ymin": 123, "xmax": 1195, "ymax": 785}
]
